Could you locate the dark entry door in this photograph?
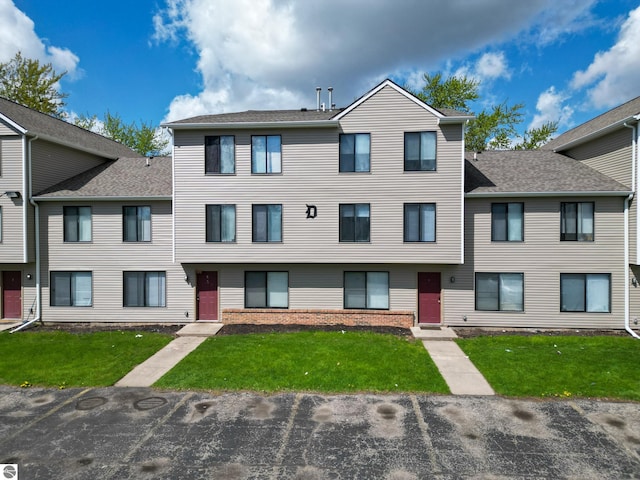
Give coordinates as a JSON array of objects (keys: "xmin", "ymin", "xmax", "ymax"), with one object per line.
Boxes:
[
  {"xmin": 3, "ymin": 271, "xmax": 22, "ymax": 319},
  {"xmin": 197, "ymin": 271, "xmax": 218, "ymax": 320},
  {"xmin": 418, "ymin": 272, "xmax": 441, "ymax": 324}
]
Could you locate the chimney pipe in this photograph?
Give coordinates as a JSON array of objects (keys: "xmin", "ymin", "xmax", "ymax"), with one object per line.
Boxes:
[
  {"xmin": 328, "ymin": 87, "xmax": 333, "ymax": 111},
  {"xmin": 316, "ymin": 87, "xmax": 321, "ymax": 111}
]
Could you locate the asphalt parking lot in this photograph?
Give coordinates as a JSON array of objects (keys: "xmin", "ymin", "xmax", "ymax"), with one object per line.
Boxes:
[{"xmin": 0, "ymin": 386, "xmax": 639, "ymax": 479}]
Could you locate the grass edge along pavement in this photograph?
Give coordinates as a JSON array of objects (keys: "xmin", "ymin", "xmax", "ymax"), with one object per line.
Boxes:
[
  {"xmin": 155, "ymin": 330, "xmax": 450, "ymax": 394},
  {"xmin": 456, "ymin": 335, "xmax": 640, "ymax": 401},
  {"xmin": 0, "ymin": 330, "xmax": 173, "ymax": 388}
]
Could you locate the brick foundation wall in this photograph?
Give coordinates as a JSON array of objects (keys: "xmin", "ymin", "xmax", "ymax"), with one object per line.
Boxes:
[{"xmin": 222, "ymin": 308, "xmax": 414, "ymax": 328}]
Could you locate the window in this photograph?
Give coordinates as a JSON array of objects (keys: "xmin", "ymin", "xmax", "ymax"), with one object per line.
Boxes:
[
  {"xmin": 344, "ymin": 272, "xmax": 389, "ymax": 309},
  {"xmin": 206, "ymin": 205, "xmax": 236, "ymax": 242},
  {"xmin": 123, "ymin": 272, "xmax": 166, "ymax": 307},
  {"xmin": 205, "ymin": 135, "xmax": 235, "ymax": 174},
  {"xmin": 252, "ymin": 135, "xmax": 281, "ymax": 173},
  {"xmin": 339, "ymin": 204, "xmax": 370, "ymax": 242},
  {"xmin": 404, "ymin": 131, "xmax": 436, "ymax": 171},
  {"xmin": 252, "ymin": 204, "xmax": 282, "ymax": 242},
  {"xmin": 339, "ymin": 133, "xmax": 370, "ymax": 172},
  {"xmin": 492, "ymin": 203, "xmax": 523, "ymax": 242},
  {"xmin": 123, "ymin": 206, "xmax": 151, "ymax": 242},
  {"xmin": 245, "ymin": 271, "xmax": 288, "ymax": 308},
  {"xmin": 404, "ymin": 203, "xmax": 436, "ymax": 242},
  {"xmin": 561, "ymin": 202, "xmax": 594, "ymax": 241},
  {"xmin": 50, "ymin": 272, "xmax": 92, "ymax": 306},
  {"xmin": 560, "ymin": 273, "xmax": 610, "ymax": 313},
  {"xmin": 475, "ymin": 273, "xmax": 524, "ymax": 311},
  {"xmin": 63, "ymin": 206, "xmax": 91, "ymax": 242}
]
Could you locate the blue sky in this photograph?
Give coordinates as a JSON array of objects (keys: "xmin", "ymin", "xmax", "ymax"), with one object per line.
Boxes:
[{"xmin": 2, "ymin": 0, "xmax": 640, "ymax": 139}]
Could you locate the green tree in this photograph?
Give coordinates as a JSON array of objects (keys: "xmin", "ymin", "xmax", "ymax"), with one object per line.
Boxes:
[
  {"xmin": 413, "ymin": 72, "xmax": 557, "ymax": 151},
  {"xmin": 0, "ymin": 52, "xmax": 68, "ymax": 118},
  {"xmin": 74, "ymin": 111, "xmax": 169, "ymax": 156}
]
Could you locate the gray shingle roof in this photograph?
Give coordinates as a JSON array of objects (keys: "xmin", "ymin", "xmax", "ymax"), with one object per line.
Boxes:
[
  {"xmin": 35, "ymin": 156, "xmax": 171, "ymax": 198},
  {"xmin": 165, "ymin": 109, "xmax": 341, "ymax": 125},
  {"xmin": 0, "ymin": 96, "xmax": 139, "ymax": 158},
  {"xmin": 465, "ymin": 150, "xmax": 630, "ymax": 195},
  {"xmin": 543, "ymin": 96, "xmax": 640, "ymax": 151}
]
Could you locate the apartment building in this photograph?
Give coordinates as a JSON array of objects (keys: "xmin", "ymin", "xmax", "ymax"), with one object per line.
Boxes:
[{"xmin": 1, "ymin": 80, "xmax": 639, "ymax": 332}]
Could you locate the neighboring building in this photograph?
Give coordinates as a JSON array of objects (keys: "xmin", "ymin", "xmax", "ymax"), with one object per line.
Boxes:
[{"xmin": 1, "ymin": 80, "xmax": 639, "ymax": 332}]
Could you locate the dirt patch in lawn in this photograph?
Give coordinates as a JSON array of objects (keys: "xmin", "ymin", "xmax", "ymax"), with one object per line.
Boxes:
[{"xmin": 452, "ymin": 327, "xmax": 630, "ymax": 338}]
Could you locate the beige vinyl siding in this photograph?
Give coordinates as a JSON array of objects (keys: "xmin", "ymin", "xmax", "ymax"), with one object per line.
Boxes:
[
  {"xmin": 31, "ymin": 139, "xmax": 107, "ymax": 194},
  {"xmin": 185, "ymin": 263, "xmax": 455, "ymax": 316},
  {"xmin": 174, "ymin": 85, "xmax": 464, "ymax": 265},
  {"xmin": 564, "ymin": 129, "xmax": 633, "ymax": 187},
  {"xmin": 0, "ymin": 136, "xmax": 25, "ymax": 262},
  {"xmin": 443, "ymin": 196, "xmax": 625, "ymax": 329},
  {"xmin": 0, "ymin": 122, "xmax": 18, "ymax": 135},
  {"xmin": 39, "ymin": 200, "xmax": 193, "ymax": 322}
]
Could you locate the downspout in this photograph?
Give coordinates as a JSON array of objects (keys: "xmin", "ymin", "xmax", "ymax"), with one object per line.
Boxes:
[
  {"xmin": 11, "ymin": 135, "xmax": 41, "ymax": 333},
  {"xmin": 623, "ymin": 121, "xmax": 640, "ymax": 338}
]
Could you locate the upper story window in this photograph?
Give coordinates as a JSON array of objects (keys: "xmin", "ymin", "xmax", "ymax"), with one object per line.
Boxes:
[
  {"xmin": 252, "ymin": 135, "xmax": 281, "ymax": 174},
  {"xmin": 123, "ymin": 206, "xmax": 151, "ymax": 242},
  {"xmin": 344, "ymin": 271, "xmax": 389, "ymax": 310},
  {"xmin": 339, "ymin": 204, "xmax": 370, "ymax": 242},
  {"xmin": 252, "ymin": 204, "xmax": 282, "ymax": 242},
  {"xmin": 206, "ymin": 205, "xmax": 236, "ymax": 242},
  {"xmin": 123, "ymin": 271, "xmax": 166, "ymax": 307},
  {"xmin": 475, "ymin": 273, "xmax": 524, "ymax": 312},
  {"xmin": 561, "ymin": 202, "xmax": 593, "ymax": 241},
  {"xmin": 205, "ymin": 135, "xmax": 235, "ymax": 174},
  {"xmin": 404, "ymin": 131, "xmax": 436, "ymax": 171},
  {"xmin": 50, "ymin": 271, "xmax": 92, "ymax": 307},
  {"xmin": 63, "ymin": 206, "xmax": 92, "ymax": 242},
  {"xmin": 491, "ymin": 203, "xmax": 523, "ymax": 242},
  {"xmin": 339, "ymin": 133, "xmax": 370, "ymax": 172},
  {"xmin": 404, "ymin": 203, "xmax": 435, "ymax": 242},
  {"xmin": 245, "ymin": 271, "xmax": 288, "ymax": 308},
  {"xmin": 560, "ymin": 273, "xmax": 610, "ymax": 313}
]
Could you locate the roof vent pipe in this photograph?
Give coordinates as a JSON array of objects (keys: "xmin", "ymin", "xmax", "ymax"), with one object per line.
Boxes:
[
  {"xmin": 328, "ymin": 87, "xmax": 333, "ymax": 111},
  {"xmin": 316, "ymin": 87, "xmax": 321, "ymax": 111}
]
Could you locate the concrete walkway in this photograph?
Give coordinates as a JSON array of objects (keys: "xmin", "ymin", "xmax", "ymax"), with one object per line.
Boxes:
[
  {"xmin": 115, "ymin": 323, "xmax": 223, "ymax": 387},
  {"xmin": 411, "ymin": 326, "xmax": 495, "ymax": 395}
]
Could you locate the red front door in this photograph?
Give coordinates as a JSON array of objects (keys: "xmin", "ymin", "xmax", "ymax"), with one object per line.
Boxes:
[
  {"xmin": 418, "ymin": 272, "xmax": 441, "ymax": 324},
  {"xmin": 196, "ymin": 271, "xmax": 218, "ymax": 320},
  {"xmin": 2, "ymin": 271, "xmax": 22, "ymax": 319}
]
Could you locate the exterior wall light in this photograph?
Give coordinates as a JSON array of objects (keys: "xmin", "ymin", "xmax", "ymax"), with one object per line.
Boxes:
[{"xmin": 4, "ymin": 191, "xmax": 21, "ymax": 199}]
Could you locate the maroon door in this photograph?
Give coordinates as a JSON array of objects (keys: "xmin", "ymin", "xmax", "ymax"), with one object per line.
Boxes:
[
  {"xmin": 418, "ymin": 272, "xmax": 441, "ymax": 324},
  {"xmin": 196, "ymin": 271, "xmax": 218, "ymax": 320},
  {"xmin": 2, "ymin": 271, "xmax": 22, "ymax": 319}
]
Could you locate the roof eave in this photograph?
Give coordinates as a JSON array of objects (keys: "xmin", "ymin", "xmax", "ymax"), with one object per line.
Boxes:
[
  {"xmin": 0, "ymin": 113, "xmax": 27, "ymax": 134},
  {"xmin": 27, "ymin": 131, "xmax": 127, "ymax": 160},
  {"xmin": 162, "ymin": 120, "xmax": 340, "ymax": 130},
  {"xmin": 33, "ymin": 195, "xmax": 172, "ymax": 202},
  {"xmin": 439, "ymin": 116, "xmax": 474, "ymax": 124},
  {"xmin": 465, "ymin": 190, "xmax": 632, "ymax": 198},
  {"xmin": 552, "ymin": 114, "xmax": 640, "ymax": 152}
]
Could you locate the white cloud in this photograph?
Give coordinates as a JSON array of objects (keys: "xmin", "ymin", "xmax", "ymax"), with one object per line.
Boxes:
[
  {"xmin": 0, "ymin": 0, "xmax": 80, "ymax": 77},
  {"xmin": 571, "ymin": 6, "xmax": 640, "ymax": 108},
  {"xmin": 529, "ymin": 86, "xmax": 574, "ymax": 129},
  {"xmin": 153, "ymin": 0, "xmax": 598, "ymax": 120}
]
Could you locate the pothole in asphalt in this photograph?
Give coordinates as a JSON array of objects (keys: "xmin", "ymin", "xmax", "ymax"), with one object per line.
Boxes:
[
  {"xmin": 512, "ymin": 409, "xmax": 535, "ymax": 421},
  {"xmin": 134, "ymin": 397, "xmax": 167, "ymax": 411},
  {"xmin": 76, "ymin": 397, "xmax": 107, "ymax": 410},
  {"xmin": 377, "ymin": 404, "xmax": 398, "ymax": 420},
  {"xmin": 77, "ymin": 458, "xmax": 93, "ymax": 466}
]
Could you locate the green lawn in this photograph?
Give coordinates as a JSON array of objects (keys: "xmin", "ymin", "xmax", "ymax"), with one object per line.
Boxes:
[
  {"xmin": 156, "ymin": 331, "xmax": 449, "ymax": 394},
  {"xmin": 0, "ymin": 330, "xmax": 173, "ymax": 388},
  {"xmin": 457, "ymin": 335, "xmax": 640, "ymax": 401}
]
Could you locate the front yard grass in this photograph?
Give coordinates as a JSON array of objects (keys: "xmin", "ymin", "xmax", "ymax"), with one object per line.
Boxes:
[
  {"xmin": 457, "ymin": 335, "xmax": 640, "ymax": 401},
  {"xmin": 0, "ymin": 330, "xmax": 173, "ymax": 388},
  {"xmin": 155, "ymin": 330, "xmax": 449, "ymax": 394}
]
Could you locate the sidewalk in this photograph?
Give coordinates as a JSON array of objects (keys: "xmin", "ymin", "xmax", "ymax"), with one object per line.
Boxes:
[
  {"xmin": 411, "ymin": 326, "xmax": 495, "ymax": 395},
  {"xmin": 115, "ymin": 323, "xmax": 223, "ymax": 387}
]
